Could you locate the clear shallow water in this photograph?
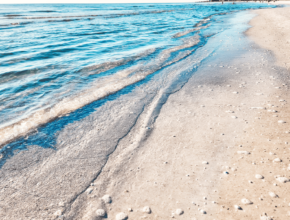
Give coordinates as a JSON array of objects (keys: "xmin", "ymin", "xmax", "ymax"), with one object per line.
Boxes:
[{"xmin": 0, "ymin": 3, "xmax": 276, "ymax": 149}]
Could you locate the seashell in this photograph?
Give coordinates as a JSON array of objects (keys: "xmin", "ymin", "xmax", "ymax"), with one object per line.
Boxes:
[
  {"xmin": 255, "ymin": 174, "xmax": 264, "ymax": 179},
  {"xmin": 86, "ymin": 188, "xmax": 93, "ymax": 194},
  {"xmin": 269, "ymin": 192, "xmax": 278, "ymax": 198},
  {"xmin": 116, "ymin": 212, "xmax": 128, "ymax": 220},
  {"xmin": 273, "ymin": 158, "xmax": 282, "ymax": 163},
  {"xmin": 233, "ymin": 91, "xmax": 238, "ymax": 94},
  {"xmin": 251, "ymin": 107, "xmax": 265, "ymax": 109},
  {"xmin": 234, "ymin": 205, "xmax": 242, "ymax": 210},
  {"xmin": 278, "ymin": 120, "xmax": 286, "ymax": 124},
  {"xmin": 202, "ymin": 161, "xmax": 208, "ymax": 164},
  {"xmin": 96, "ymin": 209, "xmax": 106, "ymax": 217},
  {"xmin": 237, "ymin": 151, "xmax": 250, "ymax": 155},
  {"xmin": 200, "ymin": 209, "xmax": 206, "ymax": 214},
  {"xmin": 102, "ymin": 195, "xmax": 112, "ymax": 204},
  {"xmin": 54, "ymin": 210, "xmax": 62, "ymax": 216},
  {"xmin": 231, "ymin": 116, "xmax": 237, "ymax": 119},
  {"xmin": 175, "ymin": 209, "xmax": 184, "ymax": 215},
  {"xmin": 142, "ymin": 206, "xmax": 151, "ymax": 214},
  {"xmin": 276, "ymin": 177, "xmax": 289, "ymax": 183},
  {"xmin": 241, "ymin": 198, "xmax": 253, "ymax": 205},
  {"xmin": 260, "ymin": 215, "xmax": 273, "ymax": 220}
]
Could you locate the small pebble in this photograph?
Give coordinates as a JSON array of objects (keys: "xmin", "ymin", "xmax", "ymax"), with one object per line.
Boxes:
[
  {"xmin": 260, "ymin": 214, "xmax": 273, "ymax": 220},
  {"xmin": 273, "ymin": 158, "xmax": 282, "ymax": 163},
  {"xmin": 276, "ymin": 177, "xmax": 289, "ymax": 183},
  {"xmin": 86, "ymin": 188, "xmax": 93, "ymax": 194},
  {"xmin": 241, "ymin": 198, "xmax": 253, "ymax": 205},
  {"xmin": 237, "ymin": 151, "xmax": 250, "ymax": 155},
  {"xmin": 175, "ymin": 209, "xmax": 184, "ymax": 215},
  {"xmin": 234, "ymin": 205, "xmax": 242, "ymax": 210},
  {"xmin": 255, "ymin": 174, "xmax": 264, "ymax": 179},
  {"xmin": 269, "ymin": 192, "xmax": 278, "ymax": 198},
  {"xmin": 96, "ymin": 209, "xmax": 106, "ymax": 217},
  {"xmin": 54, "ymin": 210, "xmax": 62, "ymax": 216},
  {"xmin": 143, "ymin": 206, "xmax": 151, "ymax": 214},
  {"xmin": 278, "ymin": 120, "xmax": 286, "ymax": 124},
  {"xmin": 200, "ymin": 209, "xmax": 206, "ymax": 214},
  {"xmin": 116, "ymin": 212, "xmax": 128, "ymax": 220},
  {"xmin": 102, "ymin": 195, "xmax": 112, "ymax": 204}
]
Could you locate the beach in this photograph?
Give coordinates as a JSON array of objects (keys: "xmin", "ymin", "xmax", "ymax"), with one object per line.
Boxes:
[
  {"xmin": 82, "ymin": 6, "xmax": 290, "ymax": 220},
  {"xmin": 1, "ymin": 3, "xmax": 290, "ymax": 220}
]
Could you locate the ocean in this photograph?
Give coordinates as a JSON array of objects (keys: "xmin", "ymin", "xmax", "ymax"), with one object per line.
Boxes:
[{"xmin": 0, "ymin": 3, "xmax": 275, "ymax": 165}]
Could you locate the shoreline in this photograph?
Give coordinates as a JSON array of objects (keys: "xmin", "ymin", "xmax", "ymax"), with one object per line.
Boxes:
[
  {"xmin": 71, "ymin": 8, "xmax": 290, "ymax": 220},
  {"xmin": 1, "ymin": 5, "xmax": 290, "ymax": 220}
]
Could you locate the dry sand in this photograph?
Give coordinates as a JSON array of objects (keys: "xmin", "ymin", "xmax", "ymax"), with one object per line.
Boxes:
[{"xmin": 247, "ymin": 6, "xmax": 290, "ymax": 70}]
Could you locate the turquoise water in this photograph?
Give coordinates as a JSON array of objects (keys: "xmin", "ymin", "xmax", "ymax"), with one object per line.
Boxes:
[{"xmin": 0, "ymin": 3, "xmax": 276, "ymax": 155}]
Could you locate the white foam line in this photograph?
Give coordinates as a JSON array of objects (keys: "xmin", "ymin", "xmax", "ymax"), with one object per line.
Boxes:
[{"xmin": 0, "ymin": 36, "xmax": 200, "ymax": 147}]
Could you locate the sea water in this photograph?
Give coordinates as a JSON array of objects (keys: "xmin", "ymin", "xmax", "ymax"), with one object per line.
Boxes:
[{"xmin": 0, "ymin": 3, "xmax": 276, "ymax": 163}]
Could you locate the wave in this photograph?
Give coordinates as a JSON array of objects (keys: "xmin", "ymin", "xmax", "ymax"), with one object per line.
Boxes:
[
  {"xmin": 30, "ymin": 10, "xmax": 57, "ymax": 13},
  {"xmin": 4, "ymin": 14, "xmax": 23, "ymax": 17},
  {"xmin": 0, "ymin": 8, "xmax": 194, "ymax": 28},
  {"xmin": 173, "ymin": 25, "xmax": 209, "ymax": 38},
  {"xmin": 80, "ymin": 48, "xmax": 156, "ymax": 75},
  {"xmin": 0, "ymin": 36, "xmax": 199, "ymax": 147},
  {"xmin": 10, "ymin": 8, "xmax": 194, "ymax": 20}
]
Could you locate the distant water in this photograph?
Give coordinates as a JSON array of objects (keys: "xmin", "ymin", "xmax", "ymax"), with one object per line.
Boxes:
[{"xmin": 0, "ymin": 3, "xmax": 275, "ymax": 147}]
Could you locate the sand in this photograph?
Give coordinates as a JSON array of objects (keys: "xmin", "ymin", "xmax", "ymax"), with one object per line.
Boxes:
[
  {"xmin": 1, "ymin": 6, "xmax": 290, "ymax": 220},
  {"xmin": 67, "ymin": 7, "xmax": 290, "ymax": 220},
  {"xmin": 247, "ymin": 6, "xmax": 290, "ymax": 70}
]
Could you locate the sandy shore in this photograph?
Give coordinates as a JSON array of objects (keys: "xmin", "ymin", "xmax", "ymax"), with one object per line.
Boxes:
[
  {"xmin": 1, "ymin": 6, "xmax": 290, "ymax": 220},
  {"xmin": 74, "ymin": 7, "xmax": 290, "ymax": 220}
]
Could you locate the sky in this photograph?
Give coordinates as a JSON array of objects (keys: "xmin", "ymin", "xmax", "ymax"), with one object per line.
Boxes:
[{"xmin": 1, "ymin": 0, "xmax": 205, "ymax": 3}]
